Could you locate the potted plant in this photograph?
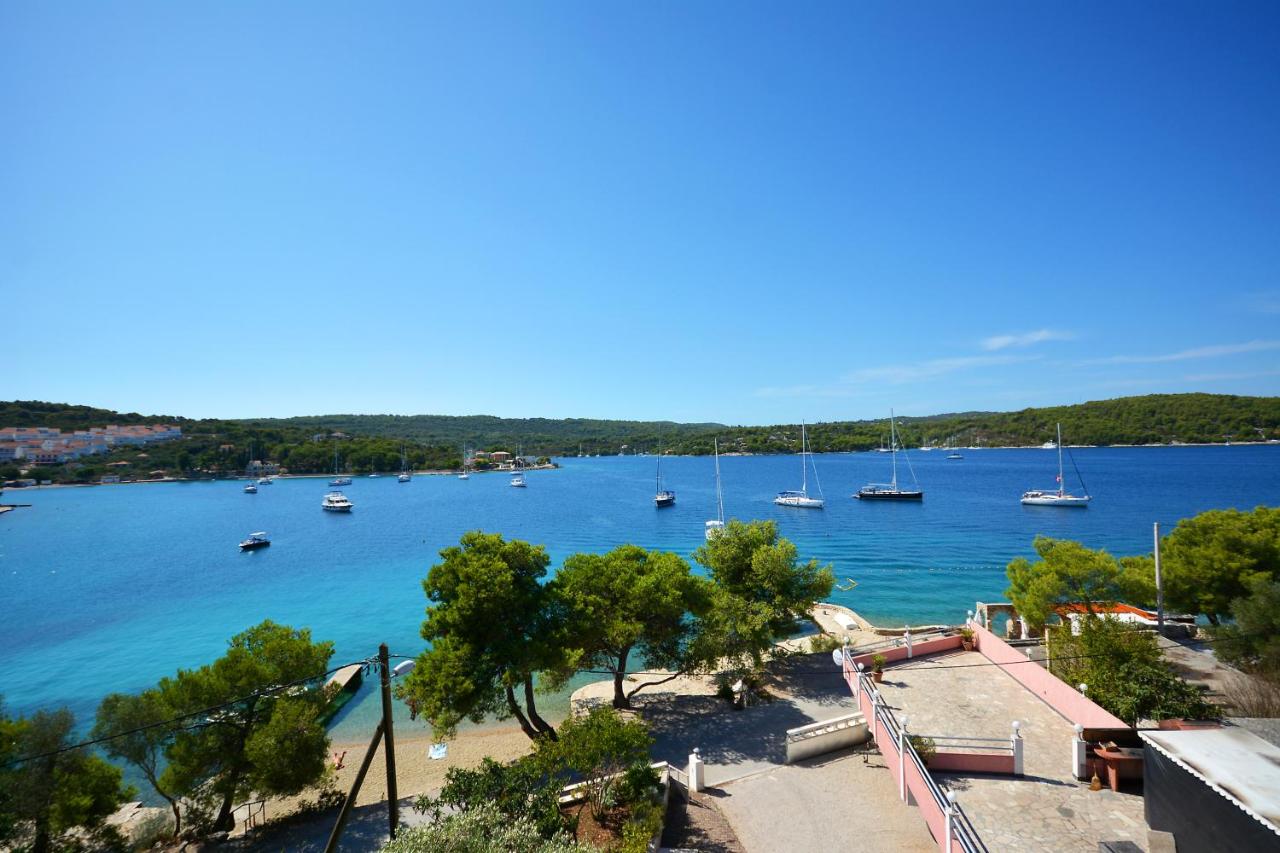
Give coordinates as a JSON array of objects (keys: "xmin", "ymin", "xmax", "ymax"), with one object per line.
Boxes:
[
  {"xmin": 959, "ymin": 626, "xmax": 975, "ymax": 652},
  {"xmin": 908, "ymin": 734, "xmax": 937, "ymax": 765},
  {"xmin": 872, "ymin": 654, "xmax": 886, "ymax": 683}
]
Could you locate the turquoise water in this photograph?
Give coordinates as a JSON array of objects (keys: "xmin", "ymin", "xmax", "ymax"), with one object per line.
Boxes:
[{"xmin": 2, "ymin": 446, "xmax": 1278, "ymax": 744}]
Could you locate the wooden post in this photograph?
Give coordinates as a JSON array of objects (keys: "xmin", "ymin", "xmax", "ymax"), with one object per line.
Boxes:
[
  {"xmin": 1154, "ymin": 522, "xmax": 1165, "ymax": 632},
  {"xmin": 324, "ymin": 722, "xmax": 384, "ymax": 853},
  {"xmin": 379, "ymin": 643, "xmax": 399, "ymax": 839}
]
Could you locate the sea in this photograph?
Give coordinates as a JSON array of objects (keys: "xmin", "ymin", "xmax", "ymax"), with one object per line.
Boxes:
[{"xmin": 3, "ymin": 445, "xmax": 1278, "ymax": 748}]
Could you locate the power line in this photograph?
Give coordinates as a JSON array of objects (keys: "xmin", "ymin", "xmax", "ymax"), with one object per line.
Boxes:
[{"xmin": 2, "ymin": 656, "xmax": 380, "ymax": 770}]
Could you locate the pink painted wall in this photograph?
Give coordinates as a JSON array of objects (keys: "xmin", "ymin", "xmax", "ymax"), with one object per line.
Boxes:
[
  {"xmin": 971, "ymin": 622, "xmax": 1128, "ymax": 729},
  {"xmin": 848, "ymin": 634, "xmax": 963, "ymax": 670},
  {"xmin": 928, "ymin": 752, "xmax": 1015, "ymax": 774}
]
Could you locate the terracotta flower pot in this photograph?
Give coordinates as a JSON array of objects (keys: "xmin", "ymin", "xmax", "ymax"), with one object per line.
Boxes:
[
  {"xmin": 962, "ymin": 641, "xmax": 974, "ymax": 652},
  {"xmin": 872, "ymin": 670, "xmax": 884, "ymax": 683}
]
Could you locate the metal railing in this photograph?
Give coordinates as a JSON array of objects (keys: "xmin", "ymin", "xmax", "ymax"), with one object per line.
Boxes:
[{"xmin": 852, "ymin": 660, "xmax": 989, "ymax": 853}]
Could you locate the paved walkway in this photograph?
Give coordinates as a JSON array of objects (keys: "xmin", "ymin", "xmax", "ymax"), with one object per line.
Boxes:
[
  {"xmin": 636, "ymin": 653, "xmax": 862, "ymax": 786},
  {"xmin": 874, "ymin": 649, "xmax": 1148, "ymax": 851},
  {"xmin": 713, "ymin": 748, "xmax": 935, "ymax": 853}
]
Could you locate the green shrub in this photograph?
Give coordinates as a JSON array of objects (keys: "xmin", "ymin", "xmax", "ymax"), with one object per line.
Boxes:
[
  {"xmin": 808, "ymin": 634, "xmax": 844, "ymax": 654},
  {"xmin": 871, "ymin": 654, "xmax": 887, "ymax": 672},
  {"xmin": 383, "ymin": 802, "xmax": 581, "ymax": 852},
  {"xmin": 908, "ymin": 735, "xmax": 937, "ymax": 764}
]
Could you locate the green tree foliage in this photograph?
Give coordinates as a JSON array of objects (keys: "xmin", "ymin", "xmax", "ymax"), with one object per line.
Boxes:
[
  {"xmin": 413, "ymin": 757, "xmax": 566, "ymax": 840},
  {"xmin": 552, "ymin": 545, "xmax": 711, "ymax": 709},
  {"xmin": 1005, "ymin": 537, "xmax": 1124, "ymax": 631},
  {"xmin": 0, "ymin": 706, "xmax": 134, "ymax": 853},
  {"xmin": 1050, "ymin": 618, "xmax": 1216, "ymax": 726},
  {"xmin": 1154, "ymin": 507, "xmax": 1279, "ymax": 624},
  {"xmin": 1211, "ymin": 578, "xmax": 1280, "ymax": 682},
  {"xmin": 397, "ymin": 532, "xmax": 565, "ymax": 742},
  {"xmin": 150, "ymin": 621, "xmax": 334, "ymax": 832},
  {"xmin": 534, "ymin": 709, "xmax": 653, "ymax": 821},
  {"xmin": 384, "ymin": 802, "xmax": 582, "ymax": 853},
  {"xmin": 93, "ymin": 691, "xmax": 185, "ymax": 838},
  {"xmin": 694, "ymin": 519, "xmax": 834, "ymax": 635}
]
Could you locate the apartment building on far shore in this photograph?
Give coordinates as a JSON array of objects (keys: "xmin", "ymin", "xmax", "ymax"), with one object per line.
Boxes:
[{"xmin": 0, "ymin": 424, "xmax": 183, "ymax": 466}]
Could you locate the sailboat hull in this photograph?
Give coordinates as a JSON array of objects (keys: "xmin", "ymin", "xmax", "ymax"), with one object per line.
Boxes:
[
  {"xmin": 855, "ymin": 488, "xmax": 923, "ymax": 501},
  {"xmin": 774, "ymin": 494, "xmax": 824, "ymax": 508},
  {"xmin": 655, "ymin": 492, "xmax": 676, "ymax": 507},
  {"xmin": 1021, "ymin": 492, "xmax": 1090, "ymax": 507}
]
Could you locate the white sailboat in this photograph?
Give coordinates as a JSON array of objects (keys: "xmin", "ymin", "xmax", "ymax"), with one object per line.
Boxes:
[
  {"xmin": 774, "ymin": 422, "xmax": 824, "ymax": 508},
  {"xmin": 243, "ymin": 441, "xmax": 257, "ymax": 492},
  {"xmin": 654, "ymin": 440, "xmax": 675, "ymax": 507},
  {"xmin": 705, "ymin": 438, "xmax": 725, "ymax": 539},
  {"xmin": 458, "ymin": 445, "xmax": 470, "ymax": 480},
  {"xmin": 856, "ymin": 410, "xmax": 923, "ymax": 501},
  {"xmin": 398, "ymin": 444, "xmax": 411, "ymax": 482},
  {"xmin": 329, "ymin": 441, "xmax": 351, "ymax": 486},
  {"xmin": 1021, "ymin": 424, "xmax": 1091, "ymax": 507},
  {"xmin": 510, "ymin": 447, "xmax": 526, "ymax": 487}
]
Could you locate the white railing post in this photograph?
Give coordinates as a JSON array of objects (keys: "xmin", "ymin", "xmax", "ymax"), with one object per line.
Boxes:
[
  {"xmin": 904, "ymin": 626, "xmax": 913, "ymax": 658},
  {"xmin": 688, "ymin": 748, "xmax": 704, "ymax": 793},
  {"xmin": 899, "ymin": 715, "xmax": 909, "ymax": 801},
  {"xmin": 1011, "ymin": 721, "xmax": 1024, "ymax": 776},
  {"xmin": 1072, "ymin": 723, "xmax": 1087, "ymax": 779},
  {"xmin": 944, "ymin": 790, "xmax": 958, "ymax": 851}
]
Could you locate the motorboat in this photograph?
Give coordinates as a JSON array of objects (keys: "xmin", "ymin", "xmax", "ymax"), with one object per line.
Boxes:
[
  {"xmin": 239, "ymin": 531, "xmax": 270, "ymax": 550},
  {"xmin": 322, "ymin": 491, "xmax": 354, "ymax": 512},
  {"xmin": 1021, "ymin": 423, "xmax": 1091, "ymax": 507},
  {"xmin": 243, "ymin": 482, "xmax": 258, "ymax": 494},
  {"xmin": 329, "ymin": 477, "xmax": 352, "ymax": 486},
  {"xmin": 258, "ymin": 477, "xmax": 272, "ymax": 485}
]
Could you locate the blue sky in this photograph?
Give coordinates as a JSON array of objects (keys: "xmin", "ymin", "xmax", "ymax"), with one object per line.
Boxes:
[{"xmin": 4, "ymin": 2, "xmax": 1278, "ymax": 425}]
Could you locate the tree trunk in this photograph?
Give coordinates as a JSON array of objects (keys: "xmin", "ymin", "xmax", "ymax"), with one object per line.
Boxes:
[
  {"xmin": 505, "ymin": 684, "xmax": 540, "ymax": 740},
  {"xmin": 612, "ymin": 648, "xmax": 631, "ymax": 709},
  {"xmin": 214, "ymin": 780, "xmax": 238, "ymax": 833},
  {"xmin": 168, "ymin": 797, "xmax": 182, "ymax": 838},
  {"xmin": 524, "ymin": 676, "xmax": 557, "ymax": 740},
  {"xmin": 32, "ymin": 810, "xmax": 50, "ymax": 853},
  {"xmin": 1207, "ymin": 614, "xmax": 1220, "ymax": 626}
]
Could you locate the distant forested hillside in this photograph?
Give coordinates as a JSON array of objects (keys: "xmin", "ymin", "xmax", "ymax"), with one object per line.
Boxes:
[
  {"xmin": 246, "ymin": 394, "xmax": 1280, "ymax": 455},
  {"xmin": 4, "ymin": 393, "xmax": 1277, "ymax": 486}
]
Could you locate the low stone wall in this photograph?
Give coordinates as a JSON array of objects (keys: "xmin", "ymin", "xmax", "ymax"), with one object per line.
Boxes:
[
  {"xmin": 928, "ymin": 751, "xmax": 1015, "ymax": 774},
  {"xmin": 785, "ymin": 712, "xmax": 869, "ymax": 763},
  {"xmin": 848, "ymin": 634, "xmax": 964, "ymax": 670}
]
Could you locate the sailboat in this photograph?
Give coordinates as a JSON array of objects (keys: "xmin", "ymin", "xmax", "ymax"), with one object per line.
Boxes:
[
  {"xmin": 397, "ymin": 444, "xmax": 411, "ymax": 482},
  {"xmin": 1021, "ymin": 424, "xmax": 1090, "ymax": 507},
  {"xmin": 705, "ymin": 438, "xmax": 725, "ymax": 538},
  {"xmin": 775, "ymin": 422, "xmax": 824, "ymax": 508},
  {"xmin": 510, "ymin": 447, "xmax": 527, "ymax": 487},
  {"xmin": 856, "ymin": 410, "xmax": 923, "ymax": 500},
  {"xmin": 654, "ymin": 441, "xmax": 675, "ymax": 507},
  {"xmin": 329, "ymin": 441, "xmax": 351, "ymax": 486},
  {"xmin": 243, "ymin": 442, "xmax": 257, "ymax": 493},
  {"xmin": 458, "ymin": 445, "xmax": 470, "ymax": 480}
]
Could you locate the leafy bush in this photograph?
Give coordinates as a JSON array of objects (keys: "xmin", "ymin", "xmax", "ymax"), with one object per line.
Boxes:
[
  {"xmin": 383, "ymin": 802, "xmax": 581, "ymax": 852},
  {"xmin": 908, "ymin": 735, "xmax": 937, "ymax": 765},
  {"xmin": 871, "ymin": 654, "xmax": 886, "ymax": 672},
  {"xmin": 414, "ymin": 756, "xmax": 565, "ymax": 840},
  {"xmin": 1051, "ymin": 617, "xmax": 1216, "ymax": 725},
  {"xmin": 535, "ymin": 709, "xmax": 653, "ymax": 821},
  {"xmin": 808, "ymin": 634, "xmax": 844, "ymax": 654}
]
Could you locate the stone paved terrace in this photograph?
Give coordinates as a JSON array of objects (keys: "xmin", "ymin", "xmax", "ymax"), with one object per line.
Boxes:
[{"xmin": 874, "ymin": 649, "xmax": 1148, "ymax": 852}]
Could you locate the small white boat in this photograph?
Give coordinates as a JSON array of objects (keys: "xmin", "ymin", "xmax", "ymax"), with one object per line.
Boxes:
[
  {"xmin": 329, "ymin": 477, "xmax": 352, "ymax": 486},
  {"xmin": 510, "ymin": 447, "xmax": 527, "ymax": 487},
  {"xmin": 243, "ymin": 482, "xmax": 258, "ymax": 494},
  {"xmin": 369, "ymin": 472, "xmax": 380, "ymax": 479},
  {"xmin": 398, "ymin": 472, "xmax": 411, "ymax": 483},
  {"xmin": 328, "ymin": 442, "xmax": 351, "ymax": 486},
  {"xmin": 239, "ymin": 531, "xmax": 270, "ymax": 550},
  {"xmin": 856, "ymin": 410, "xmax": 923, "ymax": 501},
  {"xmin": 774, "ymin": 423, "xmax": 824, "ymax": 508},
  {"xmin": 258, "ymin": 476, "xmax": 272, "ymax": 485},
  {"xmin": 322, "ymin": 491, "xmax": 354, "ymax": 512},
  {"xmin": 1021, "ymin": 424, "xmax": 1090, "ymax": 507},
  {"xmin": 397, "ymin": 445, "xmax": 411, "ymax": 482},
  {"xmin": 705, "ymin": 438, "xmax": 726, "ymax": 539}
]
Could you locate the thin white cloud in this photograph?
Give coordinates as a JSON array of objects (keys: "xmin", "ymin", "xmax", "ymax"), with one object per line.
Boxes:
[
  {"xmin": 1242, "ymin": 291, "xmax": 1280, "ymax": 315},
  {"xmin": 845, "ymin": 354, "xmax": 1036, "ymax": 384},
  {"xmin": 1184, "ymin": 368, "xmax": 1280, "ymax": 382},
  {"xmin": 980, "ymin": 329, "xmax": 1075, "ymax": 351},
  {"xmin": 1085, "ymin": 339, "xmax": 1280, "ymax": 366},
  {"xmin": 753, "ymin": 384, "xmax": 857, "ymax": 399}
]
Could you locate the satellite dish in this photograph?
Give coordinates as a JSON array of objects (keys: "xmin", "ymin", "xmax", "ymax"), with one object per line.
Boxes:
[{"xmin": 832, "ymin": 648, "xmax": 845, "ymax": 668}]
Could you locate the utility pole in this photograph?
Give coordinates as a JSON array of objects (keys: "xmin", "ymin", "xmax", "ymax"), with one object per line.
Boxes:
[
  {"xmin": 324, "ymin": 645, "xmax": 400, "ymax": 853},
  {"xmin": 1154, "ymin": 522, "xmax": 1165, "ymax": 633},
  {"xmin": 380, "ymin": 643, "xmax": 399, "ymax": 839}
]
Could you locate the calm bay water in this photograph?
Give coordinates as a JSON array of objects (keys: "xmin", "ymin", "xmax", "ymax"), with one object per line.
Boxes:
[{"xmin": 3, "ymin": 446, "xmax": 1278, "ymax": 743}]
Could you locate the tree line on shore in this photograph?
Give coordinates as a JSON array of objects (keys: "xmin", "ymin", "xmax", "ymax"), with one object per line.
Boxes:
[{"xmin": 6, "ymin": 392, "xmax": 1279, "ymax": 485}]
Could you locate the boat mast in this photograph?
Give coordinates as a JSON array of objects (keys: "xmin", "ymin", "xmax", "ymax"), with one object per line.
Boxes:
[
  {"xmin": 1057, "ymin": 423, "xmax": 1065, "ymax": 497},
  {"xmin": 714, "ymin": 438, "xmax": 724, "ymax": 524},
  {"xmin": 800, "ymin": 422, "xmax": 808, "ymax": 496},
  {"xmin": 656, "ymin": 440, "xmax": 662, "ymax": 493},
  {"xmin": 890, "ymin": 410, "xmax": 898, "ymax": 490}
]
